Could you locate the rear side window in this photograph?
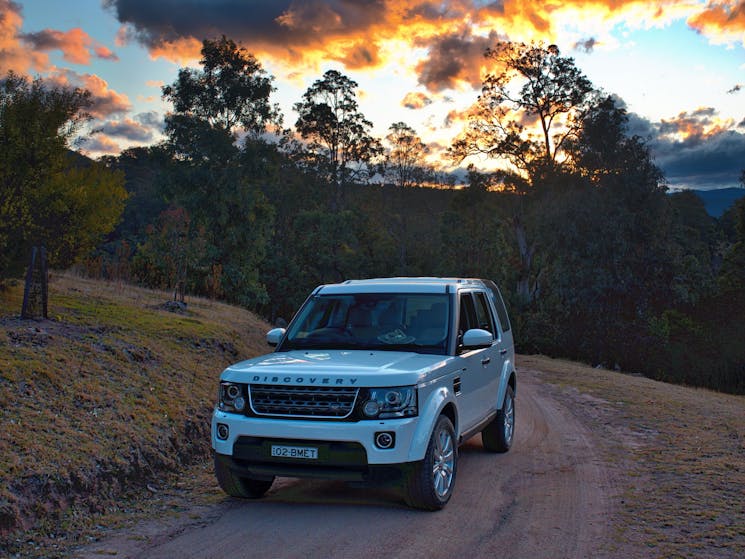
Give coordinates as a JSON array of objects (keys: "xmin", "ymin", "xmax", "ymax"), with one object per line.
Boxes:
[
  {"xmin": 473, "ymin": 292, "xmax": 495, "ymax": 335},
  {"xmin": 483, "ymin": 280, "xmax": 511, "ymax": 333}
]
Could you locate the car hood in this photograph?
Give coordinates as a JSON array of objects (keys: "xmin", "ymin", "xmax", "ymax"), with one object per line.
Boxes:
[{"xmin": 220, "ymin": 350, "xmax": 456, "ymax": 387}]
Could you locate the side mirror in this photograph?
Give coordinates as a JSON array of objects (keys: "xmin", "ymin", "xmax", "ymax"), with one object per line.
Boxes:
[
  {"xmin": 266, "ymin": 327, "xmax": 286, "ymax": 347},
  {"xmin": 462, "ymin": 328, "xmax": 493, "ymax": 349}
]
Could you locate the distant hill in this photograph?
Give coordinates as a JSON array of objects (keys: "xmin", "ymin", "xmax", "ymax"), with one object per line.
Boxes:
[{"xmin": 693, "ymin": 187, "xmax": 745, "ymax": 217}]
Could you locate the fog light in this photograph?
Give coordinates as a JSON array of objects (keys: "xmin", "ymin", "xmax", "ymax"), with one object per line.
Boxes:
[
  {"xmin": 363, "ymin": 400, "xmax": 380, "ymax": 417},
  {"xmin": 216, "ymin": 423, "xmax": 229, "ymax": 440},
  {"xmin": 375, "ymin": 431, "xmax": 395, "ymax": 449}
]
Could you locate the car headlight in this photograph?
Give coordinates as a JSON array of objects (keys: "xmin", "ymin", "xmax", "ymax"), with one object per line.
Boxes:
[
  {"xmin": 218, "ymin": 381, "xmax": 246, "ymax": 413},
  {"xmin": 360, "ymin": 386, "xmax": 417, "ymax": 419}
]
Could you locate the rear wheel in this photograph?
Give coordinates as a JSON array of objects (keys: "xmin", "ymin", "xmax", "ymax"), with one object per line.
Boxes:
[
  {"xmin": 403, "ymin": 415, "xmax": 457, "ymax": 510},
  {"xmin": 214, "ymin": 453, "xmax": 274, "ymax": 498},
  {"xmin": 482, "ymin": 385, "xmax": 515, "ymax": 453}
]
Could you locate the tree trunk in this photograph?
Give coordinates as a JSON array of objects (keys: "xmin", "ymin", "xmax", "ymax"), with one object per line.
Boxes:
[{"xmin": 512, "ymin": 215, "xmax": 535, "ymax": 305}]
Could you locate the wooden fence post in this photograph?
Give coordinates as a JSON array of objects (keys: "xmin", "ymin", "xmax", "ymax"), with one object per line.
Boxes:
[{"xmin": 21, "ymin": 246, "xmax": 48, "ymax": 319}]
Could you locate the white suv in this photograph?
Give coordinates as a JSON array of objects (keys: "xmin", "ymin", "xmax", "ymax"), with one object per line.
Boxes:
[{"xmin": 211, "ymin": 278, "xmax": 516, "ymax": 510}]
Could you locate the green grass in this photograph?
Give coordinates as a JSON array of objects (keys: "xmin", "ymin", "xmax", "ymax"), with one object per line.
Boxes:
[{"xmin": 0, "ymin": 273, "xmax": 271, "ymax": 553}]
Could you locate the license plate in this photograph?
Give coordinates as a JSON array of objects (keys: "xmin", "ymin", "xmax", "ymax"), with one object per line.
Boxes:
[{"xmin": 270, "ymin": 444, "xmax": 318, "ymax": 460}]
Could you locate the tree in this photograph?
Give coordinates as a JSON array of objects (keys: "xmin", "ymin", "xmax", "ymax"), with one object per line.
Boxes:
[
  {"xmin": 439, "ymin": 168, "xmax": 507, "ymax": 282},
  {"xmin": 159, "ymin": 38, "xmax": 277, "ymax": 306},
  {"xmin": 452, "ymin": 42, "xmax": 596, "ymax": 177},
  {"xmin": 162, "ymin": 35, "xmax": 281, "ymax": 141},
  {"xmin": 294, "ymin": 70, "xmax": 382, "ymax": 208},
  {"xmin": 382, "ymin": 122, "xmax": 429, "ymax": 188},
  {"xmin": 379, "ymin": 122, "xmax": 431, "ymax": 272},
  {"xmin": 0, "ymin": 72, "xmax": 126, "ymax": 280},
  {"xmin": 450, "ymin": 42, "xmax": 598, "ymax": 304},
  {"xmin": 719, "ymin": 197, "xmax": 745, "ymax": 293}
]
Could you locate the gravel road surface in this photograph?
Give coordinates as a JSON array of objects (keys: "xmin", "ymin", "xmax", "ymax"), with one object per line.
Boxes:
[{"xmin": 77, "ymin": 370, "xmax": 616, "ymax": 559}]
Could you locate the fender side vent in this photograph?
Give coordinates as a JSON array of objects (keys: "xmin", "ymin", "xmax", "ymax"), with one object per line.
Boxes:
[{"xmin": 453, "ymin": 376, "xmax": 462, "ymax": 395}]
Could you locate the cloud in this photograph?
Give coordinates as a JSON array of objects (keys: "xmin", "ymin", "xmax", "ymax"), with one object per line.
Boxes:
[
  {"xmin": 443, "ymin": 108, "xmax": 467, "ymax": 128},
  {"xmin": 49, "ymin": 69, "xmax": 131, "ymax": 119},
  {"xmin": 688, "ymin": 1, "xmax": 745, "ymax": 45},
  {"xmin": 20, "ymin": 27, "xmax": 119, "ymax": 65},
  {"xmin": 414, "ymin": 28, "xmax": 501, "ymax": 91},
  {"xmin": 95, "ymin": 45, "xmax": 119, "ymax": 61},
  {"xmin": 103, "ymin": 0, "xmax": 390, "ymax": 66},
  {"xmin": 99, "ymin": 117, "xmax": 155, "ymax": 141},
  {"xmin": 0, "ymin": 0, "xmax": 49, "ymax": 73},
  {"xmin": 625, "ymin": 107, "xmax": 745, "ymax": 189},
  {"xmin": 574, "ymin": 37, "xmax": 597, "ymax": 53},
  {"xmin": 657, "ymin": 107, "xmax": 735, "ymax": 140},
  {"xmin": 102, "ymin": 0, "xmax": 725, "ymax": 96},
  {"xmin": 402, "ymin": 91, "xmax": 432, "ymax": 109},
  {"xmin": 654, "ymin": 129, "xmax": 745, "ymax": 189},
  {"xmin": 134, "ymin": 110, "xmax": 164, "ymax": 130},
  {"xmin": 81, "ymin": 134, "xmax": 121, "ymax": 155}
]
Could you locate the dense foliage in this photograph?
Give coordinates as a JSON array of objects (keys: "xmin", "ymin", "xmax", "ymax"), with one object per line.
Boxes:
[
  {"xmin": 5, "ymin": 39, "xmax": 742, "ymax": 393},
  {"xmin": 0, "ymin": 72, "xmax": 126, "ymax": 278}
]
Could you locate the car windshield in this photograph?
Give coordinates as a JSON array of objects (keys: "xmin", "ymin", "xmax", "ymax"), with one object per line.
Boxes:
[{"xmin": 280, "ymin": 293, "xmax": 450, "ymax": 354}]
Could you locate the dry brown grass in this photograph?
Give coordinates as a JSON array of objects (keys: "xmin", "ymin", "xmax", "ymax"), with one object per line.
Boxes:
[
  {"xmin": 520, "ymin": 355, "xmax": 745, "ymax": 559},
  {"xmin": 0, "ymin": 272, "xmax": 272, "ymax": 555}
]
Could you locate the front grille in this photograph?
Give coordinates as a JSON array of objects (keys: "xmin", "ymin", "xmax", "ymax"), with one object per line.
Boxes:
[{"xmin": 248, "ymin": 384, "xmax": 359, "ymax": 419}]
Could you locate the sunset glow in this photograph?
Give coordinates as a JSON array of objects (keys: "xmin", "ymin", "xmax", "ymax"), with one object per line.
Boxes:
[{"xmin": 3, "ymin": 0, "xmax": 744, "ymax": 189}]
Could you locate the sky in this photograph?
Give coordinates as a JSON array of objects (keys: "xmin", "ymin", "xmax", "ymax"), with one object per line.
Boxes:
[{"xmin": 2, "ymin": 0, "xmax": 745, "ymax": 190}]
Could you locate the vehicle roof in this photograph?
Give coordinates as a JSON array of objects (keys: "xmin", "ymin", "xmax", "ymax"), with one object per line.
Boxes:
[{"xmin": 317, "ymin": 277, "xmax": 487, "ymax": 295}]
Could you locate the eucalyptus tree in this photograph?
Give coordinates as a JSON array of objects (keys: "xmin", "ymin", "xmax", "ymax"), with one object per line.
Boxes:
[
  {"xmin": 159, "ymin": 36, "xmax": 279, "ymax": 307},
  {"xmin": 162, "ymin": 35, "xmax": 281, "ymax": 144},
  {"xmin": 451, "ymin": 42, "xmax": 598, "ymax": 304},
  {"xmin": 294, "ymin": 70, "xmax": 382, "ymax": 209},
  {"xmin": 383, "ymin": 122, "xmax": 429, "ymax": 188}
]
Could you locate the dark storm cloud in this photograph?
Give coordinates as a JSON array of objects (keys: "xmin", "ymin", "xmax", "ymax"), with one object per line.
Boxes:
[
  {"xmin": 104, "ymin": 0, "xmax": 385, "ymax": 53},
  {"xmin": 414, "ymin": 29, "xmax": 501, "ymax": 91},
  {"xmin": 652, "ymin": 130, "xmax": 745, "ymax": 189},
  {"xmin": 625, "ymin": 108, "xmax": 745, "ymax": 189}
]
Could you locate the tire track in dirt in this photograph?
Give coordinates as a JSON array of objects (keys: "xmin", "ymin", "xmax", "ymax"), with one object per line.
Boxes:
[{"xmin": 76, "ymin": 370, "xmax": 617, "ymax": 559}]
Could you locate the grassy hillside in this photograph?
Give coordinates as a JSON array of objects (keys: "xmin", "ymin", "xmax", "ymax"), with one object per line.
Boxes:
[
  {"xmin": 0, "ymin": 273, "xmax": 272, "ymax": 545},
  {"xmin": 521, "ymin": 355, "xmax": 745, "ymax": 558},
  {"xmin": 1, "ymin": 278, "xmax": 743, "ymax": 558}
]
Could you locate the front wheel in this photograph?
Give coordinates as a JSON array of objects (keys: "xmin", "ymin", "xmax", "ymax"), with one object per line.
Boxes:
[
  {"xmin": 403, "ymin": 415, "xmax": 457, "ymax": 510},
  {"xmin": 482, "ymin": 385, "xmax": 515, "ymax": 453},
  {"xmin": 214, "ymin": 453, "xmax": 274, "ymax": 498}
]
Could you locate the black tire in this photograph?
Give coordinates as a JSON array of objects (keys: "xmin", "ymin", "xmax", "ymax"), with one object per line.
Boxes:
[
  {"xmin": 482, "ymin": 385, "xmax": 515, "ymax": 453},
  {"xmin": 403, "ymin": 415, "xmax": 457, "ymax": 510},
  {"xmin": 214, "ymin": 453, "xmax": 274, "ymax": 499}
]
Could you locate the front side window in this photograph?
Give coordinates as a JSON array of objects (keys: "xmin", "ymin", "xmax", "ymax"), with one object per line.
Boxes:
[{"xmin": 280, "ymin": 293, "xmax": 450, "ymax": 354}]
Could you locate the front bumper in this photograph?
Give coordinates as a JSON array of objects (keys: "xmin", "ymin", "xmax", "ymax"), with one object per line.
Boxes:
[{"xmin": 211, "ymin": 408, "xmax": 423, "ymax": 467}]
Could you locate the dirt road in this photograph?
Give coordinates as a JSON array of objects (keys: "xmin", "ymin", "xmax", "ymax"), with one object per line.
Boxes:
[{"xmin": 77, "ymin": 371, "xmax": 617, "ymax": 559}]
